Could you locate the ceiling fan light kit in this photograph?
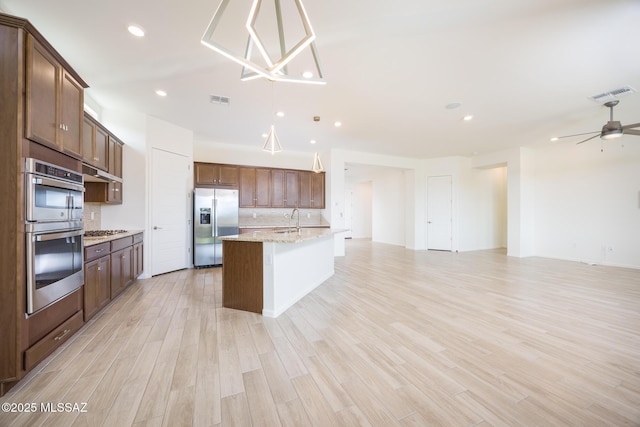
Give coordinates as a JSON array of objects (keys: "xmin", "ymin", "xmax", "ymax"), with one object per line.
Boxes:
[{"xmin": 554, "ymin": 100, "xmax": 640, "ymax": 145}]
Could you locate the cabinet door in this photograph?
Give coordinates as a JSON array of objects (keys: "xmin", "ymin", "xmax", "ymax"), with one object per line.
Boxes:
[
  {"xmin": 94, "ymin": 126, "xmax": 109, "ymax": 171},
  {"xmin": 84, "ymin": 255, "xmax": 110, "ymax": 321},
  {"xmin": 239, "ymin": 167, "xmax": 256, "ymax": 207},
  {"xmin": 217, "ymin": 165, "xmax": 239, "ymax": 187},
  {"xmin": 311, "ymin": 172, "xmax": 325, "ymax": 208},
  {"xmin": 271, "ymin": 169, "xmax": 285, "ymax": 207},
  {"xmin": 298, "ymin": 171, "xmax": 312, "ymax": 208},
  {"xmin": 25, "ymin": 35, "xmax": 59, "ymax": 149},
  {"xmin": 96, "ymin": 256, "xmax": 111, "ymax": 309},
  {"xmin": 60, "ymin": 71, "xmax": 83, "ymax": 158},
  {"xmin": 284, "ymin": 170, "xmax": 299, "ymax": 208},
  {"xmin": 194, "ymin": 162, "xmax": 215, "ymax": 186},
  {"xmin": 111, "ymin": 247, "xmax": 132, "ymax": 298},
  {"xmin": 107, "ymin": 181, "xmax": 122, "ymax": 204},
  {"xmin": 82, "ymin": 117, "xmax": 95, "ymax": 164},
  {"xmin": 133, "ymin": 242, "xmax": 144, "ymax": 278},
  {"xmin": 255, "ymin": 168, "xmax": 271, "ymax": 207},
  {"xmin": 108, "ymin": 136, "xmax": 123, "ymax": 178}
]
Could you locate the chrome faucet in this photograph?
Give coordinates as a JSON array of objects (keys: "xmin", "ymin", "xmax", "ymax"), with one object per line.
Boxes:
[{"xmin": 290, "ymin": 208, "xmax": 300, "ymax": 232}]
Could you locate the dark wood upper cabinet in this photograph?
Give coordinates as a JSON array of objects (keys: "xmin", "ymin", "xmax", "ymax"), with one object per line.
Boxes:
[
  {"xmin": 82, "ymin": 115, "xmax": 109, "ymax": 171},
  {"xmin": 255, "ymin": 168, "xmax": 271, "ymax": 207},
  {"xmin": 25, "ymin": 35, "xmax": 58, "ymax": 148},
  {"xmin": 196, "ymin": 162, "xmax": 325, "ymax": 209},
  {"xmin": 195, "ymin": 162, "xmax": 239, "ymax": 188},
  {"xmin": 25, "ymin": 34, "xmax": 84, "ymax": 158},
  {"xmin": 60, "ymin": 72, "xmax": 83, "ymax": 158},
  {"xmin": 240, "ymin": 167, "xmax": 271, "ymax": 208},
  {"xmin": 239, "ymin": 167, "xmax": 256, "ymax": 207},
  {"xmin": 108, "ymin": 135, "xmax": 123, "ymax": 178}
]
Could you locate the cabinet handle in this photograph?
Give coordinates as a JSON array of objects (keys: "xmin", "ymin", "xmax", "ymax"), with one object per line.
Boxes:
[
  {"xmin": 98, "ymin": 266, "xmax": 102, "ymax": 271},
  {"xmin": 95, "ymin": 249, "xmax": 104, "ymax": 253},
  {"xmin": 54, "ymin": 329, "xmax": 71, "ymax": 341}
]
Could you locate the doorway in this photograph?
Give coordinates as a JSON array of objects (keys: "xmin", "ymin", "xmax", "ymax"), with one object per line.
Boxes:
[
  {"xmin": 427, "ymin": 175, "xmax": 453, "ymax": 251},
  {"xmin": 150, "ymin": 148, "xmax": 190, "ymax": 275}
]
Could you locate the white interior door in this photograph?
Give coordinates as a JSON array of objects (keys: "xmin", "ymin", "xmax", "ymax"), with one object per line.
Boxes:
[
  {"xmin": 151, "ymin": 148, "xmax": 190, "ymax": 275},
  {"xmin": 427, "ymin": 175, "xmax": 453, "ymax": 251}
]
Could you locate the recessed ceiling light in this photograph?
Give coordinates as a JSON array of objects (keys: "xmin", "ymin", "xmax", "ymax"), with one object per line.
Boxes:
[
  {"xmin": 127, "ymin": 25, "xmax": 145, "ymax": 37},
  {"xmin": 550, "ymin": 137, "xmax": 559, "ymax": 142},
  {"xmin": 155, "ymin": 90, "xmax": 167, "ymax": 97},
  {"xmin": 334, "ymin": 121, "xmax": 342, "ymax": 127},
  {"xmin": 446, "ymin": 102, "xmax": 462, "ymax": 110},
  {"xmin": 302, "ymin": 71, "xmax": 313, "ymax": 79},
  {"xmin": 276, "ymin": 111, "xmax": 285, "ymax": 117},
  {"xmin": 463, "ymin": 115, "xmax": 474, "ymax": 121},
  {"xmin": 310, "ymin": 140, "xmax": 317, "ymax": 144}
]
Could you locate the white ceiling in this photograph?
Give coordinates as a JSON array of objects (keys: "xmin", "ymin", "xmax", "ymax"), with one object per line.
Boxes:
[{"xmin": 2, "ymin": 0, "xmax": 639, "ymax": 158}]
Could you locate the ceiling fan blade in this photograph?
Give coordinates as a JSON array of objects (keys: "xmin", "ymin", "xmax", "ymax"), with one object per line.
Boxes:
[
  {"xmin": 556, "ymin": 130, "xmax": 600, "ymax": 139},
  {"xmin": 624, "ymin": 129, "xmax": 640, "ymax": 136},
  {"xmin": 622, "ymin": 122, "xmax": 640, "ymax": 129},
  {"xmin": 576, "ymin": 134, "xmax": 600, "ymax": 145}
]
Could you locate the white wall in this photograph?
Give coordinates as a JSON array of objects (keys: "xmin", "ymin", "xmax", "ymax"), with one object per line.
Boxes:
[
  {"xmin": 372, "ymin": 169, "xmax": 406, "ymax": 246},
  {"xmin": 194, "ymin": 137, "xmax": 320, "ymax": 170},
  {"xmin": 458, "ymin": 166, "xmax": 508, "ymax": 251},
  {"xmin": 349, "ymin": 181, "xmax": 372, "ymax": 239},
  {"xmin": 532, "ymin": 140, "xmax": 640, "ymax": 268}
]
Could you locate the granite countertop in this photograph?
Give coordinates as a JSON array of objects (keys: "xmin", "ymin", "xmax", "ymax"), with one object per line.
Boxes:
[
  {"xmin": 222, "ymin": 228, "xmax": 347, "ymax": 244},
  {"xmin": 84, "ymin": 230, "xmax": 144, "ymax": 247}
]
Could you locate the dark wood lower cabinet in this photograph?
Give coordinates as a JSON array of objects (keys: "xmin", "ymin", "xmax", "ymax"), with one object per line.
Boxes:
[
  {"xmin": 110, "ymin": 246, "xmax": 133, "ymax": 299},
  {"xmin": 83, "ymin": 233, "xmax": 143, "ymax": 322},
  {"xmin": 83, "ymin": 255, "xmax": 111, "ymax": 322}
]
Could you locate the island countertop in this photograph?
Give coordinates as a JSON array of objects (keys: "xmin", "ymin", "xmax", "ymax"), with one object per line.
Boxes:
[{"xmin": 221, "ymin": 227, "xmax": 347, "ymax": 244}]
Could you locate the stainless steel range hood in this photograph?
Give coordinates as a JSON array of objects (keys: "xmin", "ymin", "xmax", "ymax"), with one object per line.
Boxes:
[{"xmin": 82, "ymin": 163, "xmax": 122, "ymax": 183}]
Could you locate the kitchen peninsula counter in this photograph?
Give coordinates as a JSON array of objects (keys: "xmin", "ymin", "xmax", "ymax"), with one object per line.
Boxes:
[{"xmin": 221, "ymin": 228, "xmax": 345, "ymax": 317}]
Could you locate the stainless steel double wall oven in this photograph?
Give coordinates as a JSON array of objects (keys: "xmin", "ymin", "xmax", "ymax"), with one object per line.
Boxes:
[{"xmin": 24, "ymin": 158, "xmax": 84, "ymax": 315}]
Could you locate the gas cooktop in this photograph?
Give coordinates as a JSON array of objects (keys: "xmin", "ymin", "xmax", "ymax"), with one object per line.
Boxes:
[{"xmin": 84, "ymin": 230, "xmax": 128, "ymax": 237}]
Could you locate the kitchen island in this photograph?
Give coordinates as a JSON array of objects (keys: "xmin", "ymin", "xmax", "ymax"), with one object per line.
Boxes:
[{"xmin": 221, "ymin": 228, "xmax": 344, "ymax": 317}]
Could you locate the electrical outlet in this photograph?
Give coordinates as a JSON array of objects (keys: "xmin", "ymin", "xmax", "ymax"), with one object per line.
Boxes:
[
  {"xmin": 253, "ymin": 212, "xmax": 257, "ymax": 218},
  {"xmin": 307, "ymin": 213, "xmax": 311, "ymax": 218}
]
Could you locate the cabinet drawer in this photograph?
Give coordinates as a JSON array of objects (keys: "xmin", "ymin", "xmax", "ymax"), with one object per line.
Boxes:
[
  {"xmin": 24, "ymin": 310, "xmax": 84, "ymax": 371},
  {"xmin": 84, "ymin": 242, "xmax": 110, "ymax": 262},
  {"xmin": 111, "ymin": 236, "xmax": 133, "ymax": 252},
  {"xmin": 133, "ymin": 233, "xmax": 143, "ymax": 244}
]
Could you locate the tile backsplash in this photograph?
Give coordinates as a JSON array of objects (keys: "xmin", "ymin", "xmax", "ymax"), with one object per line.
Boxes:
[
  {"xmin": 84, "ymin": 203, "xmax": 102, "ymax": 230},
  {"xmin": 239, "ymin": 208, "xmax": 328, "ymax": 228}
]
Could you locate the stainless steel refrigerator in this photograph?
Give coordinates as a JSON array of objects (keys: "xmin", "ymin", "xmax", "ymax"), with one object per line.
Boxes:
[{"xmin": 193, "ymin": 188, "xmax": 239, "ymax": 267}]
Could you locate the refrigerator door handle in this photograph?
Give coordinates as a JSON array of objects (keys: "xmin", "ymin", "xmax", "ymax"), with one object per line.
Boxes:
[{"xmin": 213, "ymin": 198, "xmax": 217, "ymax": 237}]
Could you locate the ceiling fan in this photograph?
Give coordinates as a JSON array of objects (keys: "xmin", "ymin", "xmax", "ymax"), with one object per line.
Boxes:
[{"xmin": 555, "ymin": 100, "xmax": 640, "ymax": 144}]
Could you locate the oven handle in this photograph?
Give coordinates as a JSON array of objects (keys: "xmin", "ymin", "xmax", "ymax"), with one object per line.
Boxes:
[
  {"xmin": 31, "ymin": 175, "xmax": 85, "ymax": 193},
  {"xmin": 35, "ymin": 230, "xmax": 84, "ymax": 242}
]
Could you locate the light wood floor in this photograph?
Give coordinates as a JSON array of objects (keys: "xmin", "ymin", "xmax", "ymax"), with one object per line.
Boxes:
[{"xmin": 2, "ymin": 240, "xmax": 640, "ymax": 426}]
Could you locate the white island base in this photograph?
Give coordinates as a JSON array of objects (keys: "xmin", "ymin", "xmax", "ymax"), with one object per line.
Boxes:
[{"xmin": 221, "ymin": 228, "xmax": 341, "ymax": 317}]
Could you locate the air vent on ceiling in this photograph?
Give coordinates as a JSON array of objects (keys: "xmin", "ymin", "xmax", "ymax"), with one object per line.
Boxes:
[
  {"xmin": 588, "ymin": 85, "xmax": 636, "ymax": 103},
  {"xmin": 210, "ymin": 94, "xmax": 230, "ymax": 105}
]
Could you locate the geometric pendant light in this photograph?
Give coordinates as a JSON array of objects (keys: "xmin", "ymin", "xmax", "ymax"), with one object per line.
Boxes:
[{"xmin": 201, "ymin": 0, "xmax": 326, "ymax": 84}]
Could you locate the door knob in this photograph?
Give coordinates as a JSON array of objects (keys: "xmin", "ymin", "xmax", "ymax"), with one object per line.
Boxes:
[
  {"xmin": 153, "ymin": 226, "xmax": 163, "ymax": 230},
  {"xmin": 427, "ymin": 221, "xmax": 432, "ymax": 224}
]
